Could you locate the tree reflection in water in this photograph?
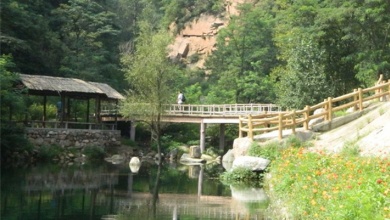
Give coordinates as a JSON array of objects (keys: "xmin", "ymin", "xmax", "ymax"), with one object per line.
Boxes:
[{"xmin": 1, "ymin": 162, "xmax": 270, "ymax": 220}]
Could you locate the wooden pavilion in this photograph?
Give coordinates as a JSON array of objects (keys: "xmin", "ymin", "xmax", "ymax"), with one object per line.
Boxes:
[{"xmin": 18, "ymin": 74, "xmax": 124, "ymax": 129}]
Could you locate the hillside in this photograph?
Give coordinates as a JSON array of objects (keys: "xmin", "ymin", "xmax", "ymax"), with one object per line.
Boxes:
[
  {"xmin": 253, "ymin": 101, "xmax": 390, "ymax": 158},
  {"xmin": 169, "ymin": 0, "xmax": 246, "ymax": 69},
  {"xmin": 312, "ymin": 101, "xmax": 390, "ymax": 158}
]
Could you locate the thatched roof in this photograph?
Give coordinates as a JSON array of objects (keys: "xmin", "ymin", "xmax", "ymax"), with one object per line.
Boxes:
[{"xmin": 19, "ymin": 74, "xmax": 124, "ymax": 100}]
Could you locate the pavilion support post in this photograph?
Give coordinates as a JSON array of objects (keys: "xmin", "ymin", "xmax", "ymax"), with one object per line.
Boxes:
[
  {"xmin": 219, "ymin": 123, "xmax": 225, "ymax": 151},
  {"xmin": 67, "ymin": 97, "xmax": 71, "ymax": 120},
  {"xmin": 86, "ymin": 99, "xmax": 90, "ymax": 123},
  {"xmin": 114, "ymin": 100, "xmax": 118, "ymax": 129},
  {"xmin": 96, "ymin": 96, "xmax": 101, "ymax": 124},
  {"xmin": 86, "ymin": 99, "xmax": 90, "ymax": 129},
  {"xmin": 60, "ymin": 95, "xmax": 65, "ymax": 124},
  {"xmin": 200, "ymin": 121, "xmax": 207, "ymax": 153},
  {"xmin": 43, "ymin": 95, "xmax": 47, "ymax": 128},
  {"xmin": 130, "ymin": 120, "xmax": 136, "ymax": 141}
]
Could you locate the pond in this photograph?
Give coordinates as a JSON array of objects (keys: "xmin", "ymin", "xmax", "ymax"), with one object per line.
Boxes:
[{"xmin": 1, "ymin": 159, "xmax": 270, "ymax": 220}]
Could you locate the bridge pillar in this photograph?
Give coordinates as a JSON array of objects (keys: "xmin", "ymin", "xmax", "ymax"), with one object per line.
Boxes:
[
  {"xmin": 219, "ymin": 123, "xmax": 225, "ymax": 151},
  {"xmin": 200, "ymin": 121, "xmax": 207, "ymax": 153}
]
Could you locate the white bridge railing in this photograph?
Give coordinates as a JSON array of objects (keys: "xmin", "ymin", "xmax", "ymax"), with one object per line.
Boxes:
[
  {"xmin": 101, "ymin": 104, "xmax": 282, "ymax": 117},
  {"xmin": 165, "ymin": 104, "xmax": 282, "ymax": 116}
]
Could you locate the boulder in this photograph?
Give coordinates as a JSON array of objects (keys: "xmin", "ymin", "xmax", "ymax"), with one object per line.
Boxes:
[
  {"xmin": 168, "ymin": 148, "xmax": 178, "ymax": 161},
  {"xmin": 232, "ymin": 156, "xmax": 271, "ymax": 172},
  {"xmin": 129, "ymin": 157, "xmax": 141, "ymax": 173},
  {"xmin": 308, "ymin": 108, "xmax": 326, "ymax": 127},
  {"xmin": 189, "ymin": 145, "xmax": 201, "ymax": 158},
  {"xmin": 232, "ymin": 137, "xmax": 253, "ymax": 158},
  {"xmin": 222, "ymin": 149, "xmax": 234, "ymax": 163},
  {"xmin": 295, "ymin": 130, "xmax": 315, "ymax": 142}
]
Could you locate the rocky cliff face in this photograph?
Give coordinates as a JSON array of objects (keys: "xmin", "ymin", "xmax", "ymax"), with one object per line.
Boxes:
[{"xmin": 169, "ymin": 0, "xmax": 247, "ymax": 70}]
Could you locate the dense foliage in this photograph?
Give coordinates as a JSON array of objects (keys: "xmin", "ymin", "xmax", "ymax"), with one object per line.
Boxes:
[
  {"xmin": 1, "ymin": 0, "xmax": 390, "ymax": 153},
  {"xmin": 2, "ymin": 0, "xmax": 390, "ymax": 108},
  {"xmin": 268, "ymin": 147, "xmax": 390, "ymax": 219}
]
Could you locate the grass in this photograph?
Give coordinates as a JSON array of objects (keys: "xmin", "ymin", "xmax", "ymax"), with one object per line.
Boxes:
[
  {"xmin": 220, "ymin": 133, "xmax": 389, "ymax": 219},
  {"xmin": 266, "ymin": 147, "xmax": 390, "ymax": 219},
  {"xmin": 333, "ymin": 109, "xmax": 348, "ymax": 118},
  {"xmin": 379, "ymin": 107, "xmax": 385, "ymax": 116}
]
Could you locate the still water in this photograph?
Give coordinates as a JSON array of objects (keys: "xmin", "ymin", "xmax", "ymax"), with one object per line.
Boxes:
[{"xmin": 1, "ymin": 160, "xmax": 270, "ymax": 220}]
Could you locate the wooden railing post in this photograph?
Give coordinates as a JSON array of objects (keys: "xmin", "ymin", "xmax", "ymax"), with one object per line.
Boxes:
[
  {"xmin": 304, "ymin": 105, "xmax": 309, "ymax": 130},
  {"xmin": 327, "ymin": 97, "xmax": 333, "ymax": 121},
  {"xmin": 353, "ymin": 89, "xmax": 358, "ymax": 111},
  {"xmin": 291, "ymin": 110, "xmax": 296, "ymax": 135},
  {"xmin": 358, "ymin": 88, "xmax": 363, "ymax": 111},
  {"xmin": 388, "ymin": 80, "xmax": 390, "ymax": 100},
  {"xmin": 323, "ymin": 98, "xmax": 328, "ymax": 121},
  {"xmin": 248, "ymin": 115, "xmax": 253, "ymax": 140},
  {"xmin": 278, "ymin": 113, "xmax": 283, "ymax": 140}
]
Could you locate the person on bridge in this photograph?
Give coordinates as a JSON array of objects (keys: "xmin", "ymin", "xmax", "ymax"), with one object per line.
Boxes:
[{"xmin": 177, "ymin": 91, "xmax": 184, "ymax": 104}]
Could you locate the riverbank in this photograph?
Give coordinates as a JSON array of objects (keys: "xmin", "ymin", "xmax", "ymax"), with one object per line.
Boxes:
[{"xmin": 255, "ymin": 101, "xmax": 390, "ymax": 219}]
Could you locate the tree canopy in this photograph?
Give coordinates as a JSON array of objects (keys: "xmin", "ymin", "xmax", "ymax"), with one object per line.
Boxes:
[{"xmin": 1, "ymin": 0, "xmax": 390, "ymax": 110}]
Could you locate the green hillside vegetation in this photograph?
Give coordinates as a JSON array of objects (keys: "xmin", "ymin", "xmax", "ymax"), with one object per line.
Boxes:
[
  {"xmin": 2, "ymin": 0, "xmax": 389, "ymax": 108},
  {"xmin": 1, "ymin": 0, "xmax": 390, "ymax": 155}
]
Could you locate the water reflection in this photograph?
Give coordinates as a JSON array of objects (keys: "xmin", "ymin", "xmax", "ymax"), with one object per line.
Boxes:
[{"xmin": 1, "ymin": 161, "xmax": 270, "ymax": 220}]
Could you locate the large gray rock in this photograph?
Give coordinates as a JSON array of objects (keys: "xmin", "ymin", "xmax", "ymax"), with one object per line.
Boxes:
[
  {"xmin": 129, "ymin": 157, "xmax": 141, "ymax": 173},
  {"xmin": 308, "ymin": 108, "xmax": 326, "ymax": 127},
  {"xmin": 189, "ymin": 145, "xmax": 201, "ymax": 158},
  {"xmin": 232, "ymin": 156, "xmax": 270, "ymax": 171},
  {"xmin": 295, "ymin": 130, "xmax": 315, "ymax": 142},
  {"xmin": 222, "ymin": 149, "xmax": 234, "ymax": 163},
  {"xmin": 232, "ymin": 137, "xmax": 253, "ymax": 158}
]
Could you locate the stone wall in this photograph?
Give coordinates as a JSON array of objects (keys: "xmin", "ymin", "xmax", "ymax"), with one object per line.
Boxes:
[{"xmin": 26, "ymin": 128, "xmax": 121, "ymax": 149}]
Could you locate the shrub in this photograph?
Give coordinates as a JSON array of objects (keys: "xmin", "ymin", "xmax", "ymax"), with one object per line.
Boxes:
[
  {"xmin": 83, "ymin": 146, "xmax": 105, "ymax": 161},
  {"xmin": 248, "ymin": 141, "xmax": 283, "ymax": 161},
  {"xmin": 37, "ymin": 145, "xmax": 63, "ymax": 162},
  {"xmin": 220, "ymin": 167, "xmax": 263, "ymax": 187},
  {"xmin": 121, "ymin": 138, "xmax": 137, "ymax": 147},
  {"xmin": 284, "ymin": 135, "xmax": 311, "ymax": 148},
  {"xmin": 267, "ymin": 148, "xmax": 390, "ymax": 219},
  {"xmin": 1, "ymin": 123, "xmax": 33, "ymax": 161},
  {"xmin": 340, "ymin": 140, "xmax": 360, "ymax": 157}
]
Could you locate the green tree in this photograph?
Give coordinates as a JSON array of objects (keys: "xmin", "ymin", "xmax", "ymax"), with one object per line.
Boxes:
[
  {"xmin": 0, "ymin": 55, "xmax": 33, "ymax": 163},
  {"xmin": 161, "ymin": 0, "xmax": 224, "ymax": 33},
  {"xmin": 0, "ymin": 55, "xmax": 26, "ymax": 121},
  {"xmin": 205, "ymin": 4, "xmax": 277, "ymax": 104},
  {"xmin": 273, "ymin": 0, "xmax": 390, "ymax": 109},
  {"xmin": 0, "ymin": 0, "xmax": 63, "ymax": 75},
  {"xmin": 275, "ymin": 39, "xmax": 334, "ymax": 109},
  {"xmin": 325, "ymin": 0, "xmax": 390, "ymax": 85},
  {"xmin": 53, "ymin": 0, "xmax": 121, "ymax": 84},
  {"xmin": 119, "ymin": 22, "xmax": 181, "ymax": 164}
]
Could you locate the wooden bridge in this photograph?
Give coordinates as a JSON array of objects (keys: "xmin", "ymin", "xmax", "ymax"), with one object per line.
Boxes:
[
  {"xmin": 102, "ymin": 103, "xmax": 282, "ymax": 122},
  {"xmin": 101, "ymin": 104, "xmax": 282, "ymax": 152}
]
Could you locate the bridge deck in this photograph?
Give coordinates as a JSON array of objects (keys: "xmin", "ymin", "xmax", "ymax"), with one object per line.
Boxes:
[{"xmin": 101, "ymin": 103, "xmax": 282, "ymax": 123}]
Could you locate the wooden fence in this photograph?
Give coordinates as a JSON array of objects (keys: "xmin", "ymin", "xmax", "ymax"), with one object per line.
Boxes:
[{"xmin": 239, "ymin": 78, "xmax": 390, "ymax": 140}]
